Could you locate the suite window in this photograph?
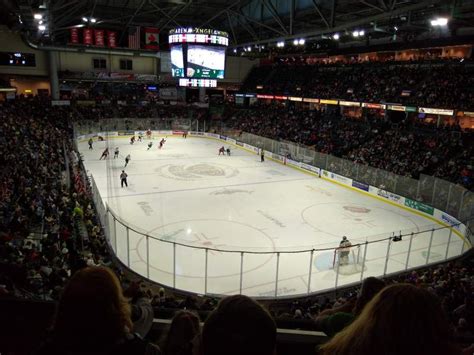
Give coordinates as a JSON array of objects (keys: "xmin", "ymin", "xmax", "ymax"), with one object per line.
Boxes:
[
  {"xmin": 120, "ymin": 59, "xmax": 133, "ymax": 70},
  {"xmin": 93, "ymin": 58, "xmax": 107, "ymax": 69}
]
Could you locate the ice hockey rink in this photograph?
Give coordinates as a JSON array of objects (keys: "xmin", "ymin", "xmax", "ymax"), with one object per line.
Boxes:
[{"xmin": 78, "ymin": 135, "xmax": 466, "ymax": 298}]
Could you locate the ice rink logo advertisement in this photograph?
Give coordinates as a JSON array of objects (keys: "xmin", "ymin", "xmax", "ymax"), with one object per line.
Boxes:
[
  {"xmin": 156, "ymin": 163, "xmax": 239, "ymax": 180},
  {"xmin": 441, "ymin": 214, "xmax": 461, "ymax": 231}
]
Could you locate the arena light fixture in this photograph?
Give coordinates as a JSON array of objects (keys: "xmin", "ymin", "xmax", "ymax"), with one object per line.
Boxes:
[
  {"xmin": 352, "ymin": 30, "xmax": 360, "ymax": 37},
  {"xmin": 82, "ymin": 17, "xmax": 88, "ymax": 22},
  {"xmin": 298, "ymin": 38, "xmax": 305, "ymax": 45},
  {"xmin": 293, "ymin": 39, "xmax": 299, "ymax": 45},
  {"xmin": 90, "ymin": 18, "xmax": 97, "ymax": 23},
  {"xmin": 233, "ymin": 48, "xmax": 237, "ymax": 53},
  {"xmin": 333, "ymin": 33, "xmax": 340, "ymax": 40},
  {"xmin": 34, "ymin": 13, "xmax": 42, "ymax": 20},
  {"xmin": 247, "ymin": 46, "xmax": 251, "ymax": 51},
  {"xmin": 431, "ymin": 17, "xmax": 448, "ymax": 26},
  {"xmin": 38, "ymin": 24, "xmax": 46, "ymax": 31},
  {"xmin": 359, "ymin": 30, "xmax": 365, "ymax": 36},
  {"xmin": 277, "ymin": 41, "xmax": 285, "ymax": 47}
]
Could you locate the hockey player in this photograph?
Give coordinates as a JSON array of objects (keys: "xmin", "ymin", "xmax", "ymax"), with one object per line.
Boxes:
[
  {"xmin": 226, "ymin": 147, "xmax": 231, "ymax": 156},
  {"xmin": 339, "ymin": 236, "xmax": 352, "ymax": 265},
  {"xmin": 130, "ymin": 136, "xmax": 136, "ymax": 145},
  {"xmin": 114, "ymin": 147, "xmax": 119, "ymax": 159},
  {"xmin": 146, "ymin": 129, "xmax": 152, "ymax": 139},
  {"xmin": 120, "ymin": 170, "xmax": 128, "ymax": 188},
  {"xmin": 88, "ymin": 138, "xmax": 93, "ymax": 150},
  {"xmin": 138, "ymin": 133, "xmax": 143, "ymax": 142},
  {"xmin": 147, "ymin": 142, "xmax": 153, "ymax": 150},
  {"xmin": 159, "ymin": 138, "xmax": 166, "ymax": 149},
  {"xmin": 218, "ymin": 146, "xmax": 225, "ymax": 155},
  {"xmin": 260, "ymin": 149, "xmax": 265, "ymax": 162},
  {"xmin": 183, "ymin": 131, "xmax": 188, "ymax": 139},
  {"xmin": 124, "ymin": 154, "xmax": 131, "ymax": 167},
  {"xmin": 99, "ymin": 148, "xmax": 109, "ymax": 160}
]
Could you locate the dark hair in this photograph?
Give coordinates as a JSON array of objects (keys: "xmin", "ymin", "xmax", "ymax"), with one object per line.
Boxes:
[
  {"xmin": 320, "ymin": 284, "xmax": 459, "ymax": 355},
  {"xmin": 51, "ymin": 266, "xmax": 132, "ymax": 350},
  {"xmin": 352, "ymin": 277, "xmax": 385, "ymax": 315},
  {"xmin": 163, "ymin": 310, "xmax": 200, "ymax": 355},
  {"xmin": 202, "ymin": 295, "xmax": 276, "ymax": 355}
]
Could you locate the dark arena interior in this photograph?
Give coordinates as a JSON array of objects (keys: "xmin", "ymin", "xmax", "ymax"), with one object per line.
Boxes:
[{"xmin": 1, "ymin": 0, "xmax": 474, "ymax": 354}]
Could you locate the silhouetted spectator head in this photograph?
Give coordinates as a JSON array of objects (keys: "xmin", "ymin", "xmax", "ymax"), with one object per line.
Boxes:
[
  {"xmin": 50, "ymin": 266, "xmax": 132, "ymax": 349},
  {"xmin": 163, "ymin": 310, "xmax": 200, "ymax": 355},
  {"xmin": 202, "ymin": 295, "xmax": 276, "ymax": 355},
  {"xmin": 320, "ymin": 283, "xmax": 459, "ymax": 355},
  {"xmin": 352, "ymin": 277, "xmax": 385, "ymax": 315}
]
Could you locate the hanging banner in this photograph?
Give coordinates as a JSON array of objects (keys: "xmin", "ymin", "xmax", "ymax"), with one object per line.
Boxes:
[
  {"xmin": 362, "ymin": 103, "xmax": 386, "ymax": 109},
  {"xmin": 94, "ymin": 30, "xmax": 105, "ymax": 46},
  {"xmin": 144, "ymin": 27, "xmax": 159, "ymax": 50},
  {"xmin": 107, "ymin": 31, "xmax": 117, "ymax": 48},
  {"xmin": 70, "ymin": 28, "xmax": 79, "ymax": 44},
  {"xmin": 320, "ymin": 99, "xmax": 338, "ymax": 105},
  {"xmin": 339, "ymin": 101, "xmax": 360, "ymax": 107},
  {"xmin": 83, "ymin": 28, "xmax": 93, "ymax": 45},
  {"xmin": 418, "ymin": 107, "xmax": 454, "ymax": 116}
]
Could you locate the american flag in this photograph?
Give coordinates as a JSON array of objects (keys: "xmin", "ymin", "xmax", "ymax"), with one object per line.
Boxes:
[{"xmin": 128, "ymin": 26, "xmax": 140, "ymax": 49}]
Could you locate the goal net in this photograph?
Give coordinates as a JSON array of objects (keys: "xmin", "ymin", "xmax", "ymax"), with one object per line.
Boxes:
[{"xmin": 332, "ymin": 244, "xmax": 365, "ymax": 275}]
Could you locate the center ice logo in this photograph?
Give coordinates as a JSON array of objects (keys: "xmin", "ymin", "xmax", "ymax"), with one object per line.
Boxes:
[{"xmin": 156, "ymin": 163, "xmax": 239, "ymax": 180}]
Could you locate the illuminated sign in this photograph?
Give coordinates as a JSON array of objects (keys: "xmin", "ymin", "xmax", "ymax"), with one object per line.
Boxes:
[
  {"xmin": 169, "ymin": 28, "xmax": 229, "ymax": 46},
  {"xmin": 418, "ymin": 107, "xmax": 454, "ymax": 116},
  {"xmin": 339, "ymin": 101, "xmax": 360, "ymax": 107},
  {"xmin": 362, "ymin": 103, "xmax": 386, "ymax": 109},
  {"xmin": 303, "ymin": 98, "xmax": 319, "ymax": 103},
  {"xmin": 320, "ymin": 99, "xmax": 338, "ymax": 105},
  {"xmin": 178, "ymin": 78, "xmax": 217, "ymax": 87},
  {"xmin": 387, "ymin": 105, "xmax": 407, "ymax": 111},
  {"xmin": 289, "ymin": 96, "xmax": 303, "ymax": 102},
  {"xmin": 256, "ymin": 94, "xmax": 274, "ymax": 99},
  {"xmin": 274, "ymin": 96, "xmax": 288, "ymax": 100}
]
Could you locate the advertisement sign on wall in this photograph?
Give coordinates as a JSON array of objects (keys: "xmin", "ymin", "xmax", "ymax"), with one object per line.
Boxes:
[{"xmin": 405, "ymin": 198, "xmax": 434, "ymax": 215}]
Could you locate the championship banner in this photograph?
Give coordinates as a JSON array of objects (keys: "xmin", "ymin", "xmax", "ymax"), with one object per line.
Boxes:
[
  {"xmin": 70, "ymin": 28, "xmax": 79, "ymax": 44},
  {"xmin": 83, "ymin": 28, "xmax": 93, "ymax": 45},
  {"xmin": 144, "ymin": 27, "xmax": 159, "ymax": 50},
  {"xmin": 107, "ymin": 31, "xmax": 117, "ymax": 48},
  {"xmin": 94, "ymin": 30, "xmax": 105, "ymax": 47}
]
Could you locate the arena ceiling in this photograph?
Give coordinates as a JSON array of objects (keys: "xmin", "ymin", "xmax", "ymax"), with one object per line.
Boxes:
[{"xmin": 3, "ymin": 0, "xmax": 474, "ymax": 48}]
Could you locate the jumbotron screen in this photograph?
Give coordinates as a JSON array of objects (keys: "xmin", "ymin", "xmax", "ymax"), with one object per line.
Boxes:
[
  {"xmin": 169, "ymin": 28, "xmax": 228, "ymax": 82},
  {"xmin": 186, "ymin": 45, "xmax": 225, "ymax": 79}
]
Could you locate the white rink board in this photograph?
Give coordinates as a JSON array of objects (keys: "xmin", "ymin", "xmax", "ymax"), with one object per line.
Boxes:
[{"xmin": 78, "ymin": 135, "xmax": 465, "ymax": 297}]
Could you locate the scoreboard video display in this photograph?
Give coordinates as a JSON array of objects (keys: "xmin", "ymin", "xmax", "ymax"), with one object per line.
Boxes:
[{"xmin": 169, "ymin": 28, "xmax": 228, "ymax": 81}]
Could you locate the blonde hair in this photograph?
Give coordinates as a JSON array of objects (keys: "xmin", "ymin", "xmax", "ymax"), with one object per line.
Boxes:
[
  {"xmin": 320, "ymin": 283, "xmax": 458, "ymax": 355},
  {"xmin": 52, "ymin": 266, "xmax": 132, "ymax": 348}
]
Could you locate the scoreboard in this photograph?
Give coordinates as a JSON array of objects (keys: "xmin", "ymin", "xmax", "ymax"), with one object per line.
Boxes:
[{"xmin": 169, "ymin": 28, "xmax": 228, "ymax": 84}]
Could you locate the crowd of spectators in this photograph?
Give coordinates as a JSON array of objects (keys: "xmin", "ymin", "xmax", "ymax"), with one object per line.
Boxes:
[
  {"xmin": 227, "ymin": 106, "xmax": 473, "ymax": 190},
  {"xmin": 242, "ymin": 59, "xmax": 474, "ymax": 110}
]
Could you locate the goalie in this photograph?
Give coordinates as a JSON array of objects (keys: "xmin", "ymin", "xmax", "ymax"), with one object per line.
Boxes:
[{"xmin": 339, "ymin": 236, "xmax": 352, "ymax": 265}]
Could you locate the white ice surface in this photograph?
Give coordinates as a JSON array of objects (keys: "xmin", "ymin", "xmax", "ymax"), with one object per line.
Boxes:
[{"xmin": 79, "ymin": 136, "xmax": 465, "ymax": 297}]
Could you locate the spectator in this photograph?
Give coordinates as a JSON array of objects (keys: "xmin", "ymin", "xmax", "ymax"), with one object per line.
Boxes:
[
  {"xmin": 315, "ymin": 277, "xmax": 385, "ymax": 337},
  {"xmin": 162, "ymin": 310, "xmax": 200, "ymax": 355},
  {"xmin": 37, "ymin": 266, "xmax": 161, "ymax": 354},
  {"xmin": 202, "ymin": 295, "xmax": 276, "ymax": 355},
  {"xmin": 319, "ymin": 283, "xmax": 460, "ymax": 355}
]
